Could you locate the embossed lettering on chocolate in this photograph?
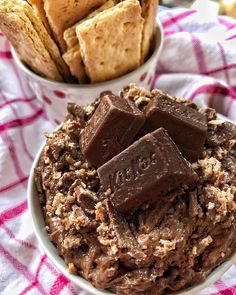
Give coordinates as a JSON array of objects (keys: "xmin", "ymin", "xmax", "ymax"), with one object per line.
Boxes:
[
  {"xmin": 80, "ymin": 94, "xmax": 145, "ymax": 167},
  {"xmin": 98, "ymin": 128, "xmax": 197, "ymax": 212},
  {"xmin": 141, "ymin": 91, "xmax": 208, "ymax": 162}
]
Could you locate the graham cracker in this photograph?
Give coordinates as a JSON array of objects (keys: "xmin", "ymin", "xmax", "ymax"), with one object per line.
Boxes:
[
  {"xmin": 62, "ymin": 0, "xmax": 117, "ymax": 83},
  {"xmin": 0, "ymin": 3, "xmax": 63, "ymax": 81},
  {"xmin": 4, "ymin": 0, "xmax": 72, "ymax": 81},
  {"xmin": 63, "ymin": 46, "xmax": 88, "ymax": 83},
  {"xmin": 64, "ymin": 0, "xmax": 117, "ymax": 50},
  {"xmin": 43, "ymin": 0, "xmax": 106, "ymax": 52},
  {"xmin": 27, "ymin": 0, "xmax": 51, "ymax": 34},
  {"xmin": 140, "ymin": 0, "xmax": 159, "ymax": 62},
  {"xmin": 21, "ymin": 1, "xmax": 72, "ymax": 82},
  {"xmin": 76, "ymin": 0, "xmax": 144, "ymax": 83}
]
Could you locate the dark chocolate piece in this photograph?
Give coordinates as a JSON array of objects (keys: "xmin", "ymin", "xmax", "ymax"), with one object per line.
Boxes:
[
  {"xmin": 138, "ymin": 200, "xmax": 174, "ymax": 234},
  {"xmin": 75, "ymin": 186, "xmax": 98, "ymax": 213},
  {"xmin": 98, "ymin": 128, "xmax": 197, "ymax": 212},
  {"xmin": 207, "ymin": 121, "xmax": 236, "ymax": 147},
  {"xmin": 80, "ymin": 94, "xmax": 145, "ymax": 167},
  {"xmin": 104, "ymin": 199, "xmax": 138, "ymax": 250},
  {"xmin": 140, "ymin": 92, "xmax": 208, "ymax": 162},
  {"xmin": 67, "ymin": 103, "xmax": 85, "ymax": 120},
  {"xmin": 103, "ymin": 199, "xmax": 147, "ymax": 265}
]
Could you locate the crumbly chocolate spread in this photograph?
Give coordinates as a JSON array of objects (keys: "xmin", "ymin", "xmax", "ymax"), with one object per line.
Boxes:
[{"xmin": 35, "ymin": 85, "xmax": 236, "ymax": 295}]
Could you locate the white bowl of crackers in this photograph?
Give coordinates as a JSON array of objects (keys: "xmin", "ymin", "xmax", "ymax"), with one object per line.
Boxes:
[{"xmin": 0, "ymin": 0, "xmax": 163, "ymax": 123}]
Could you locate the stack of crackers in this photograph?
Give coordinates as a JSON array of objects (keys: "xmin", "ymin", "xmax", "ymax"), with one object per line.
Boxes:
[{"xmin": 0, "ymin": 0, "xmax": 158, "ymax": 83}]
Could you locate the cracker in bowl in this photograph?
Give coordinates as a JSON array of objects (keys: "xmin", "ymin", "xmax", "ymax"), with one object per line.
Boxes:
[
  {"xmin": 63, "ymin": 0, "xmax": 118, "ymax": 50},
  {"xmin": 22, "ymin": 0, "xmax": 72, "ymax": 81},
  {"xmin": 140, "ymin": 0, "xmax": 159, "ymax": 62},
  {"xmin": 27, "ymin": 0, "xmax": 52, "ymax": 34},
  {"xmin": 1, "ymin": 0, "xmax": 160, "ymax": 84},
  {"xmin": 0, "ymin": 1, "xmax": 63, "ymax": 81},
  {"xmin": 63, "ymin": 0, "xmax": 117, "ymax": 82},
  {"xmin": 76, "ymin": 0, "xmax": 144, "ymax": 83},
  {"xmin": 63, "ymin": 46, "xmax": 88, "ymax": 84},
  {"xmin": 44, "ymin": 0, "xmax": 106, "ymax": 52}
]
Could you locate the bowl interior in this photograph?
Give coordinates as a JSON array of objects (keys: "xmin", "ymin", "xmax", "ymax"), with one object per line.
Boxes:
[{"xmin": 28, "ymin": 123, "xmax": 236, "ymax": 295}]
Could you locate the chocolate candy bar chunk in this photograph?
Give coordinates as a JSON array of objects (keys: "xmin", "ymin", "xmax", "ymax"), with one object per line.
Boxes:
[
  {"xmin": 207, "ymin": 121, "xmax": 236, "ymax": 147},
  {"xmin": 141, "ymin": 92, "xmax": 208, "ymax": 162},
  {"xmin": 80, "ymin": 94, "xmax": 145, "ymax": 167},
  {"xmin": 98, "ymin": 128, "xmax": 197, "ymax": 212},
  {"xmin": 101, "ymin": 199, "xmax": 147, "ymax": 265}
]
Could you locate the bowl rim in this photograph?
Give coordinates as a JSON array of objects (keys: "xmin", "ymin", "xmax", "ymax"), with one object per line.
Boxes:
[
  {"xmin": 12, "ymin": 19, "xmax": 164, "ymax": 89},
  {"xmin": 27, "ymin": 118, "xmax": 236, "ymax": 295}
]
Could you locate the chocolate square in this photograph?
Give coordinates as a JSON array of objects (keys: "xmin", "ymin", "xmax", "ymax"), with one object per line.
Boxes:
[
  {"xmin": 141, "ymin": 92, "xmax": 208, "ymax": 162},
  {"xmin": 80, "ymin": 94, "xmax": 145, "ymax": 167},
  {"xmin": 98, "ymin": 128, "xmax": 197, "ymax": 212}
]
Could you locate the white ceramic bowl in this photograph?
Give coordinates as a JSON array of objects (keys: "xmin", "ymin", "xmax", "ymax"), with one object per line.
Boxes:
[
  {"xmin": 28, "ymin": 120, "xmax": 236, "ymax": 295},
  {"xmin": 12, "ymin": 20, "xmax": 163, "ymax": 124}
]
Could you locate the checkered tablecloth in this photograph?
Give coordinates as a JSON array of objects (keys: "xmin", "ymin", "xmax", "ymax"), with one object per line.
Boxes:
[{"xmin": 0, "ymin": 7, "xmax": 236, "ymax": 295}]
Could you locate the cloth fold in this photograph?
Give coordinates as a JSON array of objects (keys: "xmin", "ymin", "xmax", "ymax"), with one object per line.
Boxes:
[{"xmin": 0, "ymin": 7, "xmax": 236, "ymax": 295}]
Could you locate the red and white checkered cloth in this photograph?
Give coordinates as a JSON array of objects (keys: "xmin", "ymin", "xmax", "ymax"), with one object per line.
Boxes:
[{"xmin": 0, "ymin": 7, "xmax": 236, "ymax": 295}]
